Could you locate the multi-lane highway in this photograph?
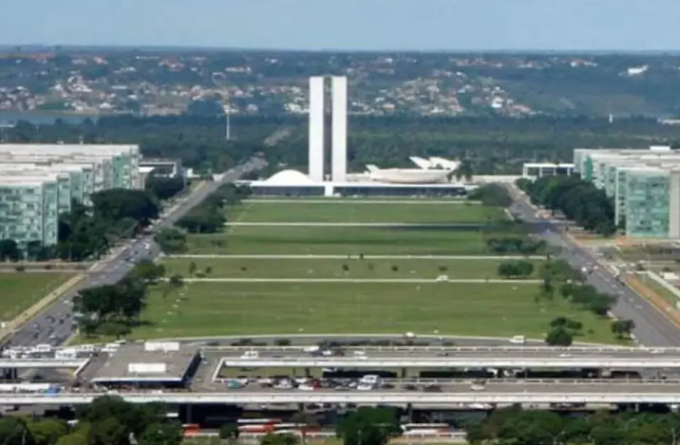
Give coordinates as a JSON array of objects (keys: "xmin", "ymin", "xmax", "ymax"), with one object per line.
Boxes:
[
  {"xmin": 212, "ymin": 345, "xmax": 680, "ymax": 369},
  {"xmin": 5, "ymin": 158, "xmax": 265, "ymax": 348},
  {"xmin": 510, "ymin": 189, "xmax": 680, "ymax": 346}
]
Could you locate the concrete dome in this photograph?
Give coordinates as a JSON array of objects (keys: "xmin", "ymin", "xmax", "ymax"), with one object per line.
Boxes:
[{"xmin": 264, "ymin": 169, "xmax": 316, "ymax": 185}]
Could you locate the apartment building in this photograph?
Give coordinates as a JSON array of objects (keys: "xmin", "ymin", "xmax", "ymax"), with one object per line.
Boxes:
[{"xmin": 0, "ymin": 144, "xmax": 141, "ymax": 247}]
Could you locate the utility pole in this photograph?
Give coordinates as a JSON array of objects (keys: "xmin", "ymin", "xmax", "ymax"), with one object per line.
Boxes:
[{"xmin": 212, "ymin": 72, "xmax": 232, "ymax": 141}]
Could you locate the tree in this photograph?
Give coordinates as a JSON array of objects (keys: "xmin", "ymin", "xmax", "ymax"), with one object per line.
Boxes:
[
  {"xmin": 0, "ymin": 417, "xmax": 33, "ymax": 445},
  {"xmin": 177, "ymin": 207, "xmax": 226, "ymax": 234},
  {"xmin": 219, "ymin": 424, "xmax": 240, "ymax": 441},
  {"xmin": 541, "ymin": 277, "xmax": 555, "ymax": 299},
  {"xmin": 28, "ymin": 419, "xmax": 68, "ymax": 445},
  {"xmin": 146, "ymin": 175, "xmax": 185, "ymax": 201},
  {"xmin": 91, "ymin": 189, "xmax": 160, "ymax": 227},
  {"xmin": 545, "ymin": 327, "xmax": 573, "ymax": 346},
  {"xmin": 497, "ymin": 260, "xmax": 534, "ymax": 278},
  {"xmin": 467, "ymin": 183, "xmax": 513, "ymax": 208},
  {"xmin": 169, "ymin": 274, "xmax": 184, "ymax": 288},
  {"xmin": 154, "ymin": 227, "xmax": 187, "ymax": 254},
  {"xmin": 337, "ymin": 407, "xmax": 401, "ymax": 445},
  {"xmin": 259, "ymin": 434, "xmax": 299, "ymax": 445},
  {"xmin": 0, "ymin": 239, "xmax": 21, "ymax": 261},
  {"xmin": 137, "ymin": 423, "xmax": 182, "ymax": 445},
  {"xmin": 131, "ymin": 259, "xmax": 166, "ymax": 283},
  {"xmin": 87, "ymin": 418, "xmax": 129, "ymax": 445},
  {"xmin": 55, "ymin": 434, "xmax": 87, "ymax": 445},
  {"xmin": 524, "ymin": 176, "xmax": 616, "ymax": 236},
  {"xmin": 612, "ymin": 319, "xmax": 636, "ymax": 339}
]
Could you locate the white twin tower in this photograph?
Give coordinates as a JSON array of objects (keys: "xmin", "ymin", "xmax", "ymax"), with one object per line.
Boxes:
[{"xmin": 308, "ymin": 76, "xmax": 347, "ymax": 183}]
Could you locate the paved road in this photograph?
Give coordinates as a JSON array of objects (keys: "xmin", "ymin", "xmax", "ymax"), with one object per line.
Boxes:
[
  {"xmin": 210, "ymin": 347, "xmax": 680, "ymax": 359},
  {"xmin": 510, "ymin": 188, "xmax": 680, "ymax": 347},
  {"xmin": 5, "ymin": 158, "xmax": 266, "ymax": 348}
]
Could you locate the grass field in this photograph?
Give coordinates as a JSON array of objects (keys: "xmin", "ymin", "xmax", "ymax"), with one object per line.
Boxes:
[
  {"xmin": 127, "ymin": 282, "xmax": 619, "ymax": 343},
  {"xmin": 162, "ymin": 257, "xmax": 543, "ymax": 279},
  {"xmin": 0, "ymin": 274, "xmax": 73, "ymax": 321},
  {"xmin": 188, "ymin": 226, "xmax": 507, "ymax": 255},
  {"xmin": 228, "ymin": 201, "xmax": 504, "ymax": 224}
]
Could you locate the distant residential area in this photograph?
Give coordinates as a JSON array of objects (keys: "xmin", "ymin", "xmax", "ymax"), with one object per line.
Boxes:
[{"xmin": 2, "ymin": 50, "xmax": 680, "ymax": 118}]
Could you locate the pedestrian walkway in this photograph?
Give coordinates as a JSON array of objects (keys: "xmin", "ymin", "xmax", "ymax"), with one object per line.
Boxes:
[
  {"xmin": 172, "ymin": 277, "xmax": 541, "ymax": 284},
  {"xmin": 167, "ymin": 254, "xmax": 546, "ymax": 260}
]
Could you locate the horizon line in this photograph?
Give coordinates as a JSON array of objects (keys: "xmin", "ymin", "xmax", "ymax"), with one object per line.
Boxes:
[{"xmin": 2, "ymin": 44, "xmax": 680, "ymax": 55}]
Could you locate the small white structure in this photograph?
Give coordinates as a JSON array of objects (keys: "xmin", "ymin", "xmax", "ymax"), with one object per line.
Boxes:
[
  {"xmin": 127, "ymin": 363, "xmax": 167, "ymax": 374},
  {"xmin": 144, "ymin": 341, "xmax": 180, "ymax": 352},
  {"xmin": 522, "ymin": 163, "xmax": 575, "ymax": 178}
]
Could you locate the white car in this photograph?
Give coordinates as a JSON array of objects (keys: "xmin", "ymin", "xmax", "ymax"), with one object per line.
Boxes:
[{"xmin": 470, "ymin": 384, "xmax": 486, "ymax": 391}]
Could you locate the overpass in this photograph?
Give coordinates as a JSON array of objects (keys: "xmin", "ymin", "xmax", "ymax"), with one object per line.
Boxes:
[
  {"xmin": 219, "ymin": 355, "xmax": 680, "ymax": 370},
  {"xmin": 6, "ymin": 384, "xmax": 680, "ymax": 405}
]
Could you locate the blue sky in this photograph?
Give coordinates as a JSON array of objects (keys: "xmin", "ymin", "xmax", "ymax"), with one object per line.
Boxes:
[{"xmin": 1, "ymin": 0, "xmax": 680, "ymax": 51}]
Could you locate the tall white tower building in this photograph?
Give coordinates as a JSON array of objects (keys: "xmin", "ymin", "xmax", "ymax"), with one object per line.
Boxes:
[
  {"xmin": 331, "ymin": 76, "xmax": 348, "ymax": 182},
  {"xmin": 307, "ymin": 76, "xmax": 348, "ymax": 183},
  {"xmin": 308, "ymin": 76, "xmax": 325, "ymax": 182}
]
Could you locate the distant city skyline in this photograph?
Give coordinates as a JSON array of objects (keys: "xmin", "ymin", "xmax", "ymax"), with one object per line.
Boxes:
[{"xmin": 2, "ymin": 0, "xmax": 680, "ymax": 51}]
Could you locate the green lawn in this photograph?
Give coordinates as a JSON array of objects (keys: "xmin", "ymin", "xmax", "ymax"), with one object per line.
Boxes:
[
  {"xmin": 123, "ymin": 282, "xmax": 619, "ymax": 343},
  {"xmin": 161, "ymin": 258, "xmax": 543, "ymax": 279},
  {"xmin": 229, "ymin": 201, "xmax": 503, "ymax": 224},
  {"xmin": 187, "ymin": 225, "xmax": 508, "ymax": 255},
  {"xmin": 0, "ymin": 274, "xmax": 73, "ymax": 321},
  {"xmin": 640, "ymin": 276, "xmax": 680, "ymax": 305}
]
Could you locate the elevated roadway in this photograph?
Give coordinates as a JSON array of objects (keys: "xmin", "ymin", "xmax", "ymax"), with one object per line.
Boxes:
[
  {"xmin": 9, "ymin": 379, "xmax": 680, "ymax": 405},
  {"xmin": 216, "ymin": 347, "xmax": 680, "ymax": 369},
  {"xmin": 220, "ymin": 356, "xmax": 680, "ymax": 369}
]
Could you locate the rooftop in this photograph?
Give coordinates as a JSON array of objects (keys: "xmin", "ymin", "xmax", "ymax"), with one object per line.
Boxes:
[{"xmin": 89, "ymin": 342, "xmax": 200, "ymax": 384}]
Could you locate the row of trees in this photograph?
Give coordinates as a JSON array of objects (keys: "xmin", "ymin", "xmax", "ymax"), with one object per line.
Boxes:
[
  {"xmin": 468, "ymin": 183, "xmax": 513, "ymax": 208},
  {"xmin": 4, "ymin": 114, "xmax": 677, "ymax": 178},
  {"xmin": 176, "ymin": 183, "xmax": 251, "ymax": 234},
  {"xmin": 75, "ymin": 258, "xmax": 174, "ymax": 338},
  {"xmin": 465, "ymin": 405, "xmax": 680, "ymax": 445},
  {"xmin": 539, "ymin": 259, "xmax": 617, "ymax": 317},
  {"xmin": 0, "ymin": 396, "xmax": 182, "ymax": 445},
  {"xmin": 0, "ymin": 396, "xmax": 402, "ymax": 445},
  {"xmin": 0, "ymin": 188, "xmax": 161, "ymax": 263},
  {"xmin": 497, "ymin": 259, "xmax": 535, "ymax": 278},
  {"xmin": 218, "ymin": 406, "xmax": 401, "ymax": 445},
  {"xmin": 0, "ymin": 174, "xmax": 186, "ymax": 263},
  {"xmin": 518, "ymin": 176, "xmax": 617, "ymax": 236},
  {"xmin": 485, "ymin": 236, "xmax": 546, "ymax": 255}
]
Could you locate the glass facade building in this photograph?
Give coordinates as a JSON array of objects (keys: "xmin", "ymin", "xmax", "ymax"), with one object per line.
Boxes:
[
  {"xmin": 574, "ymin": 147, "xmax": 680, "ymax": 239},
  {"xmin": 0, "ymin": 144, "xmax": 141, "ymax": 247}
]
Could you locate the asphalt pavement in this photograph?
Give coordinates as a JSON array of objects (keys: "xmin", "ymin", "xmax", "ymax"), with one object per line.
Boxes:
[
  {"xmin": 6, "ymin": 158, "xmax": 266, "ymax": 348},
  {"xmin": 510, "ymin": 189, "xmax": 680, "ymax": 347}
]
